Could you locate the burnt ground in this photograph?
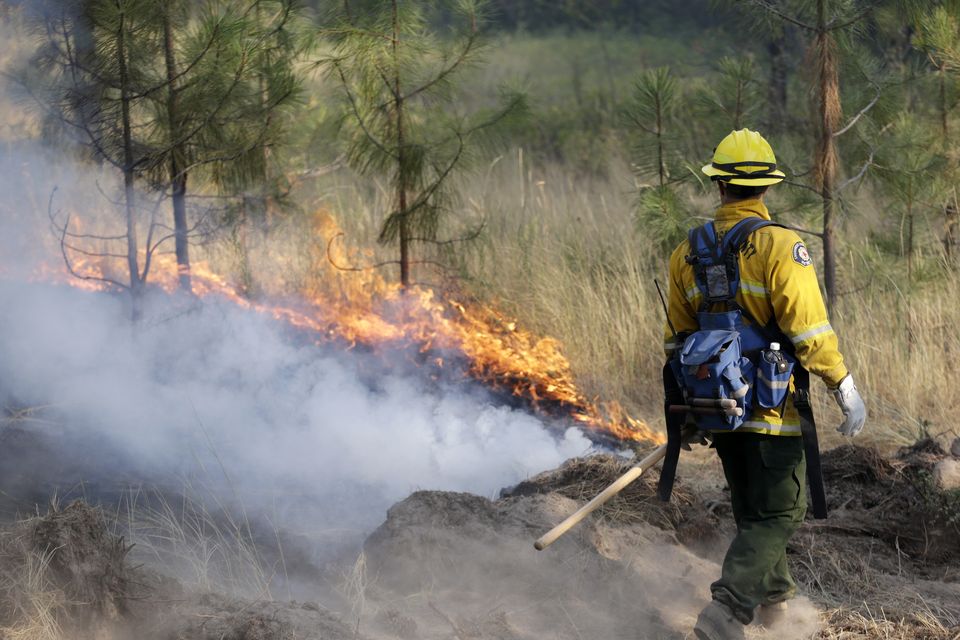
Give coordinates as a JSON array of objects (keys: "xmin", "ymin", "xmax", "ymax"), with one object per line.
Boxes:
[{"xmin": 0, "ymin": 435, "xmax": 957, "ymax": 639}]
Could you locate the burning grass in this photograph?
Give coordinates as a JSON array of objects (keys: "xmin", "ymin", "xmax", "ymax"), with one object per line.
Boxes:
[{"xmin": 15, "ymin": 206, "xmax": 662, "ymax": 448}]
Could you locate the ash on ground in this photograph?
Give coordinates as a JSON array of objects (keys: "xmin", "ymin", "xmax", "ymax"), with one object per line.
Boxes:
[{"xmin": 0, "ymin": 442, "xmax": 958, "ymax": 639}]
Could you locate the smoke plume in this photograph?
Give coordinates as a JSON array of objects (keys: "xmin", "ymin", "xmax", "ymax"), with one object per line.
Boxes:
[{"xmin": 0, "ymin": 141, "xmax": 593, "ymax": 543}]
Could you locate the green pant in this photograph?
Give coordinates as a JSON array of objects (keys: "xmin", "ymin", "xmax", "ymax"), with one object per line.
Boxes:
[{"xmin": 710, "ymin": 432, "xmax": 807, "ymax": 624}]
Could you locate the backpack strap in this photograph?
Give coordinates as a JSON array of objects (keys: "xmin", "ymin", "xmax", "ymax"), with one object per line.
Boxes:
[
  {"xmin": 721, "ymin": 216, "xmax": 782, "ymax": 255},
  {"xmin": 687, "ymin": 216, "xmax": 784, "ymax": 310},
  {"xmin": 794, "ymin": 366, "xmax": 828, "ymax": 519}
]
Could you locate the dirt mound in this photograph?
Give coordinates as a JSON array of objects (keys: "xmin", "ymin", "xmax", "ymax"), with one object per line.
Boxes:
[
  {"xmin": 360, "ymin": 458, "xmax": 725, "ymax": 640},
  {"xmin": 0, "ymin": 500, "xmax": 362, "ymax": 640},
  {"xmin": 807, "ymin": 440, "xmax": 960, "ymax": 572},
  {"xmin": 167, "ymin": 596, "xmax": 361, "ymax": 640},
  {"xmin": 0, "ymin": 447, "xmax": 956, "ymax": 640},
  {"xmin": 0, "ymin": 500, "xmax": 135, "ymax": 637},
  {"xmin": 361, "ymin": 448, "xmax": 960, "ymax": 640}
]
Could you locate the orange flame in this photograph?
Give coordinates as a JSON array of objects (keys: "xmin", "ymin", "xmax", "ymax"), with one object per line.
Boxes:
[{"xmin": 21, "ymin": 211, "xmax": 664, "ymax": 446}]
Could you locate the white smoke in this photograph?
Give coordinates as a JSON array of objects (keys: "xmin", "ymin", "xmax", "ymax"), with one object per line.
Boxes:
[
  {"xmin": 0, "ymin": 278, "xmax": 593, "ymax": 531},
  {"xmin": 0, "ymin": 43, "xmax": 594, "ymax": 565}
]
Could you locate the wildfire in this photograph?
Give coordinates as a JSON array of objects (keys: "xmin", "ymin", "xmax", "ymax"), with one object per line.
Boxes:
[{"xmin": 21, "ymin": 211, "xmax": 664, "ymax": 446}]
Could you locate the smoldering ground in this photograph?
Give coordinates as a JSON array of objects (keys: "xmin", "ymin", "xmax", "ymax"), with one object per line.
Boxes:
[{"xmin": 0, "ymin": 278, "xmax": 592, "ymax": 538}]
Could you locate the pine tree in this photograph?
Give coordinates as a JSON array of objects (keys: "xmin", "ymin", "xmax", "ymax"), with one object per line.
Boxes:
[
  {"xmin": 872, "ymin": 113, "xmax": 945, "ymax": 283},
  {"xmin": 146, "ymin": 0, "xmax": 305, "ymax": 292},
  {"xmin": 322, "ymin": 0, "xmax": 526, "ymax": 288},
  {"xmin": 31, "ymin": 0, "xmax": 163, "ymax": 319},
  {"xmin": 916, "ymin": 0, "xmax": 960, "ymax": 260},
  {"xmin": 737, "ymin": 0, "xmax": 880, "ymax": 307},
  {"xmin": 625, "ymin": 66, "xmax": 691, "ymax": 253}
]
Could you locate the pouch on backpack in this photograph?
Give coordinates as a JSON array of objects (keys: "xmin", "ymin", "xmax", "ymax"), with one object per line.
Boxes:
[
  {"xmin": 678, "ymin": 329, "xmax": 753, "ymax": 429},
  {"xmin": 756, "ymin": 347, "xmax": 795, "ymax": 409}
]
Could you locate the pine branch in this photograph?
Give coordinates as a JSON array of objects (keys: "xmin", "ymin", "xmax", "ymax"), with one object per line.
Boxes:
[
  {"xmin": 737, "ymin": 0, "xmax": 815, "ymax": 31},
  {"xmin": 833, "ymin": 84, "xmax": 881, "ymax": 138}
]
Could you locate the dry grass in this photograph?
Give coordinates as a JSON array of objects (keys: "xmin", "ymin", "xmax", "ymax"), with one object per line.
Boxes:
[
  {"xmin": 111, "ymin": 487, "xmax": 273, "ymax": 599},
  {"xmin": 0, "ymin": 545, "xmax": 66, "ymax": 640},
  {"xmin": 218, "ymin": 148, "xmax": 960, "ymax": 452},
  {"xmin": 817, "ymin": 607, "xmax": 960, "ymax": 640},
  {"xmin": 460, "ymin": 157, "xmax": 960, "ymax": 450}
]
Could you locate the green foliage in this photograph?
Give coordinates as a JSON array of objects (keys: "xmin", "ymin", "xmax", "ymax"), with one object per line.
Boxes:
[
  {"xmin": 871, "ymin": 113, "xmax": 947, "ymax": 254},
  {"xmin": 635, "ymin": 185, "xmax": 696, "ymax": 253},
  {"xmin": 30, "ymin": 0, "xmax": 160, "ymax": 171},
  {"xmin": 696, "ymin": 56, "xmax": 762, "ymax": 133},
  {"xmin": 916, "ymin": 1, "xmax": 960, "ymax": 71},
  {"xmin": 198, "ymin": 1, "xmax": 308, "ymax": 209},
  {"xmin": 322, "ymin": 0, "xmax": 527, "ymax": 283},
  {"xmin": 625, "ymin": 67, "xmax": 684, "ymax": 187}
]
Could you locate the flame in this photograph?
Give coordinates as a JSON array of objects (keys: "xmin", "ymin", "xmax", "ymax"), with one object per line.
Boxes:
[{"xmin": 18, "ymin": 211, "xmax": 663, "ymax": 446}]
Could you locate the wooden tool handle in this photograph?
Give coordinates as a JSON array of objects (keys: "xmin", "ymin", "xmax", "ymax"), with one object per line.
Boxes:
[{"xmin": 533, "ymin": 444, "xmax": 668, "ymax": 551}]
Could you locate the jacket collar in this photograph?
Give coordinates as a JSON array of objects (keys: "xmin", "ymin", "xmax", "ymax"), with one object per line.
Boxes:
[{"xmin": 715, "ymin": 198, "xmax": 771, "ymax": 224}]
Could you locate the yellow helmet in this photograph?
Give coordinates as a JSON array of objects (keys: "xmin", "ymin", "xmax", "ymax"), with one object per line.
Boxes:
[{"xmin": 701, "ymin": 129, "xmax": 785, "ymax": 186}]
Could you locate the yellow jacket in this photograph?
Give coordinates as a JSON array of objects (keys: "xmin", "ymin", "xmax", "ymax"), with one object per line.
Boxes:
[{"xmin": 665, "ymin": 199, "xmax": 848, "ymax": 436}]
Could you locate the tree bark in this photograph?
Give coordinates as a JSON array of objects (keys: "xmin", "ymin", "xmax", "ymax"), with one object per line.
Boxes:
[
  {"xmin": 907, "ymin": 198, "xmax": 914, "ymax": 284},
  {"xmin": 117, "ymin": 5, "xmax": 142, "ymax": 319},
  {"xmin": 392, "ymin": 0, "xmax": 410, "ymax": 288},
  {"xmin": 163, "ymin": 4, "xmax": 191, "ymax": 292},
  {"xmin": 767, "ymin": 31, "xmax": 788, "ymax": 132},
  {"xmin": 815, "ymin": 0, "xmax": 839, "ymax": 308}
]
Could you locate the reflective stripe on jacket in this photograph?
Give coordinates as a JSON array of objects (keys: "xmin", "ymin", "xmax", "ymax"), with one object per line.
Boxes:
[{"xmin": 664, "ymin": 199, "xmax": 849, "ymax": 436}]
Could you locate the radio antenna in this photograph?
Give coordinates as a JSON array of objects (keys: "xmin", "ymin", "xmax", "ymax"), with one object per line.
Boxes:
[{"xmin": 654, "ymin": 279, "xmax": 678, "ymax": 339}]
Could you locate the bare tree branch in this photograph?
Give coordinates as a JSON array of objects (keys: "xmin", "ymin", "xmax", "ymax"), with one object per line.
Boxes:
[
  {"xmin": 833, "ymin": 85, "xmax": 881, "ymax": 138},
  {"xmin": 737, "ymin": 0, "xmax": 815, "ymax": 31}
]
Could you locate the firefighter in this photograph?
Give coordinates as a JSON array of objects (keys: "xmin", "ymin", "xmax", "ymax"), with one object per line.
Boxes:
[{"xmin": 662, "ymin": 129, "xmax": 867, "ymax": 640}]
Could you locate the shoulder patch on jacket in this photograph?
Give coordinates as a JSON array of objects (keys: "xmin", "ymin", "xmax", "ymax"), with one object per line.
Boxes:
[{"xmin": 793, "ymin": 242, "xmax": 812, "ymax": 267}]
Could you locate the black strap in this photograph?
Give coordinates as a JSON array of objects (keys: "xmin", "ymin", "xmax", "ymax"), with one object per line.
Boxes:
[
  {"xmin": 793, "ymin": 366, "xmax": 828, "ymax": 519},
  {"xmin": 658, "ymin": 361, "xmax": 685, "ymax": 502},
  {"xmin": 688, "ymin": 217, "xmax": 784, "ymax": 310},
  {"xmin": 708, "ymin": 161, "xmax": 780, "ymax": 182},
  {"xmin": 721, "ymin": 217, "xmax": 782, "ymax": 256}
]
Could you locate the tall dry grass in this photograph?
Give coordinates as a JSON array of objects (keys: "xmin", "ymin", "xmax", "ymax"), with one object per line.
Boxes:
[{"xmin": 281, "ymin": 149, "xmax": 958, "ymax": 452}]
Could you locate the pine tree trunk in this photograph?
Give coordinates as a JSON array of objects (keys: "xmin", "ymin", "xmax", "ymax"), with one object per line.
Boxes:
[
  {"xmin": 767, "ymin": 31, "xmax": 788, "ymax": 132},
  {"xmin": 940, "ymin": 64, "xmax": 949, "ymax": 141},
  {"xmin": 255, "ymin": 0, "xmax": 274, "ymax": 228},
  {"xmin": 815, "ymin": 0, "xmax": 839, "ymax": 307},
  {"xmin": 163, "ymin": 5, "xmax": 191, "ymax": 292},
  {"xmin": 907, "ymin": 198, "xmax": 915, "ymax": 283},
  {"xmin": 117, "ymin": 7, "xmax": 142, "ymax": 319},
  {"xmin": 655, "ymin": 93, "xmax": 665, "ymax": 189},
  {"xmin": 734, "ymin": 80, "xmax": 743, "ymax": 130},
  {"xmin": 392, "ymin": 0, "xmax": 410, "ymax": 288},
  {"xmin": 945, "ymin": 202, "xmax": 958, "ymax": 262},
  {"xmin": 822, "ymin": 177, "xmax": 837, "ymax": 305}
]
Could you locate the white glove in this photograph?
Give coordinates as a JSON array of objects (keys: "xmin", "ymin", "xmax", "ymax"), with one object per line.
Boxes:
[{"xmin": 833, "ymin": 374, "xmax": 866, "ymax": 437}]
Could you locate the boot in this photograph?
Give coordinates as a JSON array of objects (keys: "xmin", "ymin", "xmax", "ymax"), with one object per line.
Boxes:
[
  {"xmin": 755, "ymin": 601, "xmax": 788, "ymax": 628},
  {"xmin": 694, "ymin": 600, "xmax": 745, "ymax": 640}
]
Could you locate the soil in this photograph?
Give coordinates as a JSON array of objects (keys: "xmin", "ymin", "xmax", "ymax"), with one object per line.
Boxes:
[{"xmin": 0, "ymin": 440, "xmax": 957, "ymax": 639}]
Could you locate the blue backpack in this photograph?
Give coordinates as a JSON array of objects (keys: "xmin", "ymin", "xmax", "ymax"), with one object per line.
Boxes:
[{"xmin": 669, "ymin": 216, "xmax": 795, "ymax": 430}]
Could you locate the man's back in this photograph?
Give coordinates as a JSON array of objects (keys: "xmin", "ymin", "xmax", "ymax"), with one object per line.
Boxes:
[{"xmin": 665, "ymin": 197, "xmax": 847, "ymax": 435}]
